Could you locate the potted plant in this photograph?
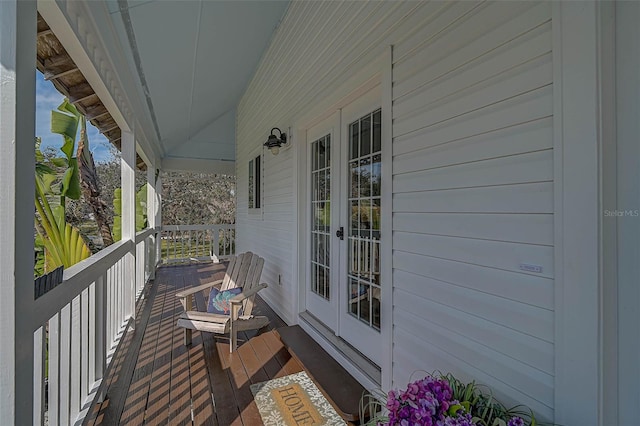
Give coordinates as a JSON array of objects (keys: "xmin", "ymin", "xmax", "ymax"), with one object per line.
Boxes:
[{"xmin": 360, "ymin": 372, "xmax": 542, "ymax": 426}]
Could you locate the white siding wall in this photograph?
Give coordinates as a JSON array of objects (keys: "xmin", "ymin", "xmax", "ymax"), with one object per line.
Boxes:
[
  {"xmin": 237, "ymin": 1, "xmax": 554, "ymax": 420},
  {"xmin": 391, "ymin": 2, "xmax": 554, "ymax": 420}
]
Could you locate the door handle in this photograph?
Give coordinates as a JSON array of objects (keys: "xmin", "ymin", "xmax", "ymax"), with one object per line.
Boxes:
[{"xmin": 336, "ymin": 227, "xmax": 344, "ymax": 240}]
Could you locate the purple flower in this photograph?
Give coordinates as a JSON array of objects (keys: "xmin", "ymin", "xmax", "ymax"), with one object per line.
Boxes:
[
  {"xmin": 440, "ymin": 413, "xmax": 476, "ymax": 426},
  {"xmin": 387, "ymin": 374, "xmax": 457, "ymax": 426},
  {"xmin": 508, "ymin": 417, "xmax": 525, "ymax": 426}
]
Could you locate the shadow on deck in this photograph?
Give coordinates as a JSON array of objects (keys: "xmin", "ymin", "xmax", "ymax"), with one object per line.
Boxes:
[{"xmin": 84, "ymin": 262, "xmax": 303, "ymax": 426}]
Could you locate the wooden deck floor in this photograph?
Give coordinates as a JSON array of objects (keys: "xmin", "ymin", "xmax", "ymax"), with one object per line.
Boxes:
[{"xmin": 84, "ymin": 262, "xmax": 304, "ymax": 426}]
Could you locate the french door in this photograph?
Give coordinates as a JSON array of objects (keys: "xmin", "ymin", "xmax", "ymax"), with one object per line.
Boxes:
[
  {"xmin": 306, "ymin": 113, "xmax": 340, "ymax": 331},
  {"xmin": 305, "ymin": 86, "xmax": 383, "ymax": 366}
]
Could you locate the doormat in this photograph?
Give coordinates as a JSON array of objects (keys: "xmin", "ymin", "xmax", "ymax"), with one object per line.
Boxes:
[{"xmin": 250, "ymin": 371, "xmax": 347, "ymax": 426}]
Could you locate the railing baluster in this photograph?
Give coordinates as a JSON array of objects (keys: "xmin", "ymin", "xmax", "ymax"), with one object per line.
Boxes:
[
  {"xmin": 206, "ymin": 229, "xmax": 211, "ymax": 259},
  {"xmin": 118, "ymin": 258, "xmax": 123, "ymax": 333},
  {"xmin": 180, "ymin": 231, "xmax": 185, "ymax": 260},
  {"xmin": 107, "ymin": 266, "xmax": 113, "ymax": 348},
  {"xmin": 94, "ymin": 274, "xmax": 106, "ymax": 402},
  {"xmin": 80, "ymin": 288, "xmax": 89, "ymax": 409},
  {"xmin": 33, "ymin": 326, "xmax": 46, "ymax": 426},
  {"xmin": 111, "ymin": 263, "xmax": 116, "ymax": 345},
  {"xmin": 213, "ymin": 228, "xmax": 220, "ymax": 260},
  {"xmin": 59, "ymin": 304, "xmax": 71, "ymax": 426},
  {"xmin": 70, "ymin": 296, "xmax": 81, "ymax": 420},
  {"xmin": 88, "ymin": 282, "xmax": 96, "ymax": 391},
  {"xmin": 172, "ymin": 231, "xmax": 177, "ymax": 261},
  {"xmin": 49, "ymin": 312, "xmax": 60, "ymax": 426},
  {"xmin": 112, "ymin": 262, "xmax": 117, "ymax": 344}
]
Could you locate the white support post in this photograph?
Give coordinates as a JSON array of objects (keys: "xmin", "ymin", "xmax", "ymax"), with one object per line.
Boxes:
[
  {"xmin": 616, "ymin": 3, "xmax": 640, "ymax": 424},
  {"xmin": 0, "ymin": 1, "xmax": 37, "ymax": 425},
  {"xmin": 553, "ymin": 2, "xmax": 615, "ymax": 424},
  {"xmin": 121, "ymin": 130, "xmax": 137, "ymax": 320},
  {"xmin": 155, "ymin": 173, "xmax": 162, "ymax": 265},
  {"xmin": 146, "ymin": 165, "xmax": 157, "ymax": 279}
]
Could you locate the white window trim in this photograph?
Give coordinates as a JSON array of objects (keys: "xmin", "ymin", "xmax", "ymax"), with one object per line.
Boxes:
[{"xmin": 248, "ymin": 150, "xmax": 262, "ymax": 215}]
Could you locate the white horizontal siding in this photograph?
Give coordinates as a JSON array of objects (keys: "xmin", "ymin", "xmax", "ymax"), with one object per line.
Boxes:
[
  {"xmin": 236, "ymin": 0, "xmax": 555, "ymax": 420},
  {"xmin": 391, "ymin": 1, "xmax": 554, "ymax": 419},
  {"xmin": 236, "ymin": 0, "xmax": 420, "ymax": 326}
]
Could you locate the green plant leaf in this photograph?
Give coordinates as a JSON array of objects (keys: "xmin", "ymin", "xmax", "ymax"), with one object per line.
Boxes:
[
  {"xmin": 448, "ymin": 404, "xmax": 464, "ymax": 416},
  {"xmin": 57, "ymin": 98, "xmax": 81, "ymax": 119},
  {"xmin": 41, "ymin": 173, "xmax": 57, "ymax": 194},
  {"xmin": 113, "ymin": 185, "xmax": 148, "ymax": 238},
  {"xmin": 51, "ymin": 157, "xmax": 68, "ymax": 167},
  {"xmin": 35, "ymin": 163, "xmax": 55, "ymax": 177},
  {"xmin": 113, "ymin": 216, "xmax": 122, "ymax": 242},
  {"xmin": 35, "ymin": 137, "xmax": 44, "ymax": 162},
  {"xmin": 53, "ymin": 205, "xmax": 65, "ymax": 231},
  {"xmin": 60, "ymin": 158, "xmax": 81, "ymax": 200},
  {"xmin": 51, "ymin": 110, "xmax": 78, "ymax": 159}
]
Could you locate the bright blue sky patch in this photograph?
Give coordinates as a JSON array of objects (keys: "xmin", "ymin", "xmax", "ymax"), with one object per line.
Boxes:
[{"xmin": 36, "ymin": 71, "xmax": 115, "ymax": 163}]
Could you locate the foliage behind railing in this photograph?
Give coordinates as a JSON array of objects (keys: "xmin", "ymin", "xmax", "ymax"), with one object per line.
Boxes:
[{"xmin": 160, "ymin": 224, "xmax": 235, "ymax": 264}]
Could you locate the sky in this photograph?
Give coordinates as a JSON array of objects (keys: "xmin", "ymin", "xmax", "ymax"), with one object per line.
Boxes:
[{"xmin": 36, "ymin": 71, "xmax": 115, "ymax": 163}]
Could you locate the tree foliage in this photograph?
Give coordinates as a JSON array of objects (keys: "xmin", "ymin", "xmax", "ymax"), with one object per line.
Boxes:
[{"xmin": 160, "ymin": 171, "xmax": 236, "ymax": 225}]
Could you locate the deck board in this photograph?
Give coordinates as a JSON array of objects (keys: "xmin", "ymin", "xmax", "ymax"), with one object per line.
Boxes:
[{"xmin": 84, "ymin": 262, "xmax": 303, "ymax": 426}]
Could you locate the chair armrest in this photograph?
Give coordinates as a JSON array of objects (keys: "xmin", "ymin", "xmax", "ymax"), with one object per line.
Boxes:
[
  {"xmin": 229, "ymin": 283, "xmax": 268, "ymax": 304},
  {"xmin": 175, "ymin": 279, "xmax": 223, "ymax": 299}
]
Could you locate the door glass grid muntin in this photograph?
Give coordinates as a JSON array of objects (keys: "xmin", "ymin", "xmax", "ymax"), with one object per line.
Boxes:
[
  {"xmin": 348, "ymin": 109, "xmax": 381, "ymax": 331},
  {"xmin": 311, "ymin": 134, "xmax": 331, "ymax": 300}
]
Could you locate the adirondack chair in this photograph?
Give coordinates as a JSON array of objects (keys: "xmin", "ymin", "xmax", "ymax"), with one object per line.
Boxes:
[{"xmin": 176, "ymin": 252, "xmax": 269, "ymax": 352}]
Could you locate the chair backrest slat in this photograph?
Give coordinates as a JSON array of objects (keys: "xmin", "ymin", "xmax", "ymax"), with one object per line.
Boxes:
[
  {"xmin": 234, "ymin": 252, "xmax": 254, "ymax": 291},
  {"xmin": 243, "ymin": 256, "xmax": 264, "ymax": 316},
  {"xmin": 221, "ymin": 255, "xmax": 238, "ymax": 290},
  {"xmin": 224, "ymin": 252, "xmax": 247, "ymax": 290},
  {"xmin": 218, "ymin": 252, "xmax": 264, "ymax": 315}
]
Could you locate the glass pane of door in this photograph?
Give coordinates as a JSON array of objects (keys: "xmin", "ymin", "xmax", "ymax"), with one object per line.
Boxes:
[
  {"xmin": 311, "ymin": 135, "xmax": 331, "ymax": 300},
  {"xmin": 347, "ymin": 109, "xmax": 381, "ymax": 330}
]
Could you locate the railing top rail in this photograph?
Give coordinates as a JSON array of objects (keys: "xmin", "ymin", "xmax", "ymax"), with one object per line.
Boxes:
[
  {"xmin": 161, "ymin": 224, "xmax": 235, "ymax": 232},
  {"xmin": 29, "ymin": 240, "xmax": 132, "ymax": 332},
  {"xmin": 135, "ymin": 227, "xmax": 156, "ymax": 244}
]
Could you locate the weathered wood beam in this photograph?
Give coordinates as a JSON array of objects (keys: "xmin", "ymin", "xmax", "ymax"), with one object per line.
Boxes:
[
  {"xmin": 37, "ymin": 28, "xmax": 53, "ymax": 37},
  {"xmin": 69, "ymin": 92, "xmax": 97, "ymax": 105},
  {"xmin": 99, "ymin": 124, "xmax": 120, "ymax": 135},
  {"xmin": 87, "ymin": 110, "xmax": 111, "ymax": 121},
  {"xmin": 68, "ymin": 83, "xmax": 94, "ymax": 102},
  {"xmin": 42, "ymin": 53, "xmax": 71, "ymax": 69},
  {"xmin": 85, "ymin": 104, "xmax": 109, "ymax": 121},
  {"xmin": 44, "ymin": 66, "xmax": 79, "ymax": 81}
]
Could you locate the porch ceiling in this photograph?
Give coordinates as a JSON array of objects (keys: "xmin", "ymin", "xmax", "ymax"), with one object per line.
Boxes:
[{"xmin": 107, "ymin": 0, "xmax": 289, "ymax": 167}]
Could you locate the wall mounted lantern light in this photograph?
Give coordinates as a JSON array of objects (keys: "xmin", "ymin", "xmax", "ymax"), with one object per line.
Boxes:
[{"xmin": 263, "ymin": 127, "xmax": 287, "ymax": 155}]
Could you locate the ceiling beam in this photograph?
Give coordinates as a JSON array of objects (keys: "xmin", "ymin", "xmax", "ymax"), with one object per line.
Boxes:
[{"xmin": 44, "ymin": 67, "xmax": 79, "ymax": 81}]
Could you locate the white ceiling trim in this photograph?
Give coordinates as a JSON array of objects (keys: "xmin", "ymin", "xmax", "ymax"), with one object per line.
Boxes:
[
  {"xmin": 186, "ymin": 0, "xmax": 204, "ymax": 148},
  {"xmin": 162, "ymin": 156, "xmax": 235, "ymax": 175}
]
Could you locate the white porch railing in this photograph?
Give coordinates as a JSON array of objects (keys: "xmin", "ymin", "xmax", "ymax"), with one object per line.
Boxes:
[
  {"xmin": 31, "ymin": 228, "xmax": 157, "ymax": 426},
  {"xmin": 160, "ymin": 224, "xmax": 235, "ymax": 263}
]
